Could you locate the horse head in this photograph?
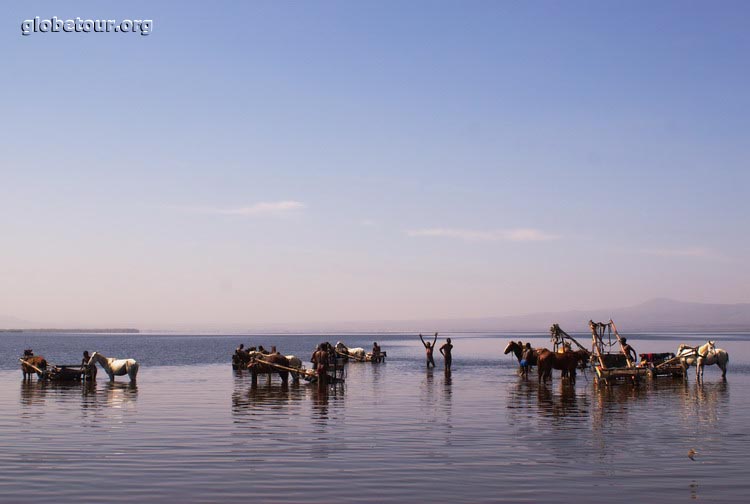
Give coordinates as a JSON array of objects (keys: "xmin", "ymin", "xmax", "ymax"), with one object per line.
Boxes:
[
  {"xmin": 23, "ymin": 349, "xmax": 34, "ymax": 357},
  {"xmin": 503, "ymin": 341, "xmax": 516, "ymax": 355},
  {"xmin": 86, "ymin": 352, "xmax": 103, "ymax": 368},
  {"xmin": 698, "ymin": 341, "xmax": 716, "ymax": 358}
]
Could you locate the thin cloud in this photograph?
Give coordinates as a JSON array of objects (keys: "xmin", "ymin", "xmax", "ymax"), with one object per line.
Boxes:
[
  {"xmin": 639, "ymin": 247, "xmax": 710, "ymax": 258},
  {"xmin": 406, "ymin": 227, "xmax": 559, "ymax": 242},
  {"xmin": 171, "ymin": 201, "xmax": 305, "ymax": 216}
]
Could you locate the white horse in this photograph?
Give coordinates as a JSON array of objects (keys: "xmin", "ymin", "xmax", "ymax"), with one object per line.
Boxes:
[
  {"xmin": 285, "ymin": 355, "xmax": 302, "ymax": 369},
  {"xmin": 677, "ymin": 343, "xmax": 700, "ymax": 371},
  {"xmin": 87, "ymin": 352, "xmax": 140, "ymax": 382},
  {"xmin": 285, "ymin": 355, "xmax": 303, "ymax": 382},
  {"xmin": 696, "ymin": 341, "xmax": 728, "ymax": 381},
  {"xmin": 335, "ymin": 342, "xmax": 366, "ymax": 361}
]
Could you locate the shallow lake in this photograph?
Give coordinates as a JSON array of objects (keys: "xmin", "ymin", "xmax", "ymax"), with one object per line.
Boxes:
[{"xmin": 1, "ymin": 332, "xmax": 748, "ymax": 502}]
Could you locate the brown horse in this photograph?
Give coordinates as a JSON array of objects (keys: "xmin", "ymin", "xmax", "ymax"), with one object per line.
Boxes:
[
  {"xmin": 247, "ymin": 352, "xmax": 291, "ymax": 386},
  {"xmin": 504, "ymin": 341, "xmax": 538, "ymax": 366},
  {"xmin": 537, "ymin": 349, "xmax": 589, "ymax": 384},
  {"xmin": 20, "ymin": 349, "xmax": 47, "ymax": 380}
]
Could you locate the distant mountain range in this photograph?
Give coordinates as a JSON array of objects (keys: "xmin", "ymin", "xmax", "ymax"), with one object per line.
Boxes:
[
  {"xmin": 248, "ymin": 298, "xmax": 750, "ymax": 333},
  {"xmin": 3, "ymin": 299, "xmax": 750, "ymax": 333}
]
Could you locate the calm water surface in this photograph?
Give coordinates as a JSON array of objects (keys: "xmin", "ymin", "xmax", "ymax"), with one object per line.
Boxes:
[{"xmin": 1, "ymin": 332, "xmax": 748, "ymax": 503}]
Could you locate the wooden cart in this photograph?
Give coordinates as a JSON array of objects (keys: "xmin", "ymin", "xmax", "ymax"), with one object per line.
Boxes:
[{"xmin": 589, "ymin": 320, "xmax": 649, "ymax": 385}]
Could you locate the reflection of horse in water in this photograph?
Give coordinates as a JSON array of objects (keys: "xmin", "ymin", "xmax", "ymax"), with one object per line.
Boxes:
[
  {"xmin": 678, "ymin": 341, "xmax": 728, "ymax": 380},
  {"xmin": 536, "ymin": 381, "xmax": 581, "ymax": 419},
  {"xmin": 87, "ymin": 352, "xmax": 139, "ymax": 382},
  {"xmin": 537, "ymin": 349, "xmax": 589, "ymax": 384},
  {"xmin": 21, "ymin": 379, "xmax": 135, "ymax": 410}
]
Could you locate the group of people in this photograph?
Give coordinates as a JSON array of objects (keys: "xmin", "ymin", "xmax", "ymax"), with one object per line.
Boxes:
[
  {"xmin": 235, "ymin": 333, "xmax": 454, "ymax": 387},
  {"xmin": 235, "ymin": 344, "xmax": 276, "ymax": 355},
  {"xmin": 419, "ymin": 333, "xmax": 453, "ymax": 372},
  {"xmin": 310, "ymin": 342, "xmax": 346, "ymax": 387},
  {"xmin": 20, "ymin": 349, "xmax": 96, "ymax": 380},
  {"xmin": 512, "ymin": 336, "xmax": 639, "ymax": 378}
]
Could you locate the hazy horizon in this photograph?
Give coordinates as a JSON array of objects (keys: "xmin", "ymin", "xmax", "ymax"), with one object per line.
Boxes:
[{"xmin": 3, "ymin": 1, "xmax": 749, "ymax": 328}]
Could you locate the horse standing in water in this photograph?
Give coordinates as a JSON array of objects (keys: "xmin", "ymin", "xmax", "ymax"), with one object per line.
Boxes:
[
  {"xmin": 87, "ymin": 352, "xmax": 140, "ymax": 382},
  {"xmin": 678, "ymin": 341, "xmax": 729, "ymax": 380},
  {"xmin": 537, "ymin": 349, "xmax": 589, "ymax": 384},
  {"xmin": 20, "ymin": 349, "xmax": 47, "ymax": 380},
  {"xmin": 246, "ymin": 352, "xmax": 291, "ymax": 387},
  {"xmin": 677, "ymin": 344, "xmax": 700, "ymax": 370},
  {"xmin": 696, "ymin": 341, "xmax": 729, "ymax": 381},
  {"xmin": 504, "ymin": 341, "xmax": 538, "ymax": 367}
]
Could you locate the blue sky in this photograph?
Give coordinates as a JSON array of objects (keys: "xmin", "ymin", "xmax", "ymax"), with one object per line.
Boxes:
[{"xmin": 1, "ymin": 1, "xmax": 748, "ymax": 328}]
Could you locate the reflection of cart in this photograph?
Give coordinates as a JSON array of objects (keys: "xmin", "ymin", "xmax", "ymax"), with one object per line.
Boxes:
[
  {"xmin": 589, "ymin": 320, "xmax": 648, "ymax": 385},
  {"xmin": 248, "ymin": 357, "xmax": 346, "ymax": 385}
]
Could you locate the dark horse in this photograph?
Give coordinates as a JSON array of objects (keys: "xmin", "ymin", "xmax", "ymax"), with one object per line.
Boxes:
[
  {"xmin": 247, "ymin": 352, "xmax": 291, "ymax": 387},
  {"xmin": 504, "ymin": 341, "xmax": 538, "ymax": 367},
  {"xmin": 537, "ymin": 349, "xmax": 589, "ymax": 384}
]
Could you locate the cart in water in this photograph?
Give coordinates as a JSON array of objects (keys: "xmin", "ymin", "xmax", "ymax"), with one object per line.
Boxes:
[{"xmin": 589, "ymin": 320, "xmax": 649, "ymax": 385}]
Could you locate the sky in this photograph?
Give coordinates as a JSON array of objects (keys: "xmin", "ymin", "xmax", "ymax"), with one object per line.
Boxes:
[{"xmin": 1, "ymin": 1, "xmax": 749, "ymax": 329}]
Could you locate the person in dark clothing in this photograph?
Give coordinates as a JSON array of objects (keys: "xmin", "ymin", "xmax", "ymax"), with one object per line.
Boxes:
[
  {"xmin": 311, "ymin": 344, "xmax": 329, "ymax": 387},
  {"xmin": 81, "ymin": 350, "xmax": 97, "ymax": 380},
  {"xmin": 372, "ymin": 342, "xmax": 383, "ymax": 363},
  {"xmin": 439, "ymin": 338, "xmax": 453, "ymax": 372}
]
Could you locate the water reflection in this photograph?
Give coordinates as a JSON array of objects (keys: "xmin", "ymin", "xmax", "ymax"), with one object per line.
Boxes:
[
  {"xmin": 536, "ymin": 382, "xmax": 585, "ymax": 421},
  {"xmin": 20, "ymin": 379, "xmax": 137, "ymax": 410},
  {"xmin": 506, "ymin": 378, "xmax": 588, "ymax": 422},
  {"xmin": 681, "ymin": 381, "xmax": 729, "ymax": 428},
  {"xmin": 232, "ymin": 382, "xmax": 301, "ymax": 419},
  {"xmin": 231, "ymin": 372, "xmax": 347, "ymax": 431},
  {"xmin": 442, "ymin": 371, "xmax": 453, "ymax": 447}
]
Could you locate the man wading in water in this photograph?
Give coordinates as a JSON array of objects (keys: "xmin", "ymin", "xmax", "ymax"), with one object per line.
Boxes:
[
  {"xmin": 440, "ymin": 338, "xmax": 453, "ymax": 372},
  {"xmin": 520, "ymin": 343, "xmax": 533, "ymax": 379},
  {"xmin": 311, "ymin": 344, "xmax": 329, "ymax": 387},
  {"xmin": 420, "ymin": 332, "xmax": 438, "ymax": 368},
  {"xmin": 81, "ymin": 350, "xmax": 97, "ymax": 380}
]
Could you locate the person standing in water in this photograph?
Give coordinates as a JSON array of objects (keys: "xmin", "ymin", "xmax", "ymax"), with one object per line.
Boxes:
[
  {"xmin": 520, "ymin": 343, "xmax": 534, "ymax": 379},
  {"xmin": 372, "ymin": 341, "xmax": 383, "ymax": 363},
  {"xmin": 440, "ymin": 338, "xmax": 453, "ymax": 372},
  {"xmin": 81, "ymin": 350, "xmax": 97, "ymax": 380},
  {"xmin": 311, "ymin": 344, "xmax": 329, "ymax": 387},
  {"xmin": 420, "ymin": 332, "xmax": 438, "ymax": 368}
]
